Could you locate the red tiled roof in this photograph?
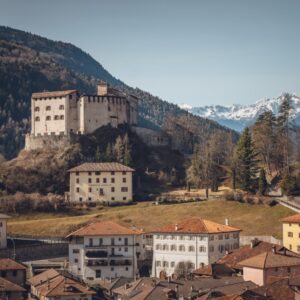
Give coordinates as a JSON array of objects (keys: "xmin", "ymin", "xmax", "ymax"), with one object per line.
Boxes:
[
  {"xmin": 68, "ymin": 162, "xmax": 134, "ymax": 173},
  {"xmin": 32, "ymin": 90, "xmax": 77, "ymax": 99},
  {"xmin": 281, "ymin": 214, "xmax": 300, "ymax": 223},
  {"xmin": 0, "ymin": 259, "xmax": 26, "ymax": 271},
  {"xmin": 238, "ymin": 251, "xmax": 300, "ymax": 269},
  {"xmin": 151, "ymin": 218, "xmax": 241, "ymax": 234},
  {"xmin": 28, "ymin": 269, "xmax": 60, "ymax": 286},
  {"xmin": 217, "ymin": 241, "xmax": 295, "ymax": 269},
  {"xmin": 0, "ymin": 277, "xmax": 26, "ymax": 292},
  {"xmin": 66, "ymin": 221, "xmax": 142, "ymax": 237}
]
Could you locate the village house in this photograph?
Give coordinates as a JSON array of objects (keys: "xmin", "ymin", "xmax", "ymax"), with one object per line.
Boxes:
[
  {"xmin": 238, "ymin": 247, "xmax": 300, "ymax": 286},
  {"xmin": 29, "ymin": 81, "xmax": 138, "ymax": 137},
  {"xmin": 0, "ymin": 258, "xmax": 27, "ymax": 287},
  {"xmin": 66, "ymin": 220, "xmax": 145, "ymax": 282},
  {"xmin": 151, "ymin": 218, "xmax": 241, "ymax": 278},
  {"xmin": 0, "ymin": 214, "xmax": 11, "ymax": 249},
  {"xmin": 0, "ymin": 277, "xmax": 26, "ymax": 300},
  {"xmin": 67, "ymin": 162, "xmax": 134, "ymax": 204},
  {"xmin": 28, "ymin": 268, "xmax": 96, "ymax": 300},
  {"xmin": 281, "ymin": 214, "xmax": 300, "ymax": 253}
]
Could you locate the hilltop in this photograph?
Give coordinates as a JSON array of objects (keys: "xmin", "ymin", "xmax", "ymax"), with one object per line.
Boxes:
[{"xmin": 0, "ymin": 25, "xmax": 238, "ymax": 159}]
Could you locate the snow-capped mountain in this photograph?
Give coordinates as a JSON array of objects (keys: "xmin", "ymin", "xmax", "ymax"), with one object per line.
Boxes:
[{"xmin": 180, "ymin": 94, "xmax": 300, "ymax": 132}]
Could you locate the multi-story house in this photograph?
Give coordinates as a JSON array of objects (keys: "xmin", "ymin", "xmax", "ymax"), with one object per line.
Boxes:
[
  {"xmin": 66, "ymin": 220, "xmax": 144, "ymax": 282},
  {"xmin": 281, "ymin": 214, "xmax": 300, "ymax": 253},
  {"xmin": 0, "ymin": 259, "xmax": 27, "ymax": 287},
  {"xmin": 67, "ymin": 162, "xmax": 134, "ymax": 204},
  {"xmin": 151, "ymin": 218, "xmax": 241, "ymax": 278}
]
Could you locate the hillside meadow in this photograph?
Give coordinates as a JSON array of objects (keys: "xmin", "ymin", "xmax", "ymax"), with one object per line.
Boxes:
[{"xmin": 7, "ymin": 200, "xmax": 294, "ymax": 239}]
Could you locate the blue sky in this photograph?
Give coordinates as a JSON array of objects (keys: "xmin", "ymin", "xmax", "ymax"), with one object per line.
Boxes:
[{"xmin": 1, "ymin": 0, "xmax": 300, "ymax": 106}]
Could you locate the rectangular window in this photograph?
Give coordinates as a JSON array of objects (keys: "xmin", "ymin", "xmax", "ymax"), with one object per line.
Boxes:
[
  {"xmin": 111, "ymin": 187, "xmax": 115, "ymax": 192},
  {"xmin": 76, "ymin": 187, "xmax": 79, "ymax": 193},
  {"xmin": 125, "ymin": 247, "xmax": 128, "ymax": 252},
  {"xmin": 111, "ymin": 197, "xmax": 115, "ymax": 201},
  {"xmin": 288, "ymin": 232, "xmax": 293, "ymax": 238},
  {"xmin": 95, "ymin": 171, "xmax": 101, "ymax": 175},
  {"xmin": 210, "ymin": 235, "xmax": 214, "ymax": 241},
  {"xmin": 121, "ymin": 187, "xmax": 128, "ymax": 192},
  {"xmin": 125, "ymin": 238, "xmax": 128, "ymax": 245},
  {"xmin": 76, "ymin": 172, "xmax": 79, "ymax": 176},
  {"xmin": 73, "ymin": 249, "xmax": 80, "ymax": 254},
  {"xmin": 95, "ymin": 270, "xmax": 101, "ymax": 278},
  {"xmin": 103, "ymin": 178, "xmax": 107, "ymax": 183},
  {"xmin": 88, "ymin": 178, "xmax": 92, "ymax": 183},
  {"xmin": 111, "ymin": 178, "xmax": 115, "ymax": 183},
  {"xmin": 123, "ymin": 178, "xmax": 127, "ymax": 183},
  {"xmin": 89, "ymin": 238, "xmax": 93, "ymax": 246},
  {"xmin": 74, "ymin": 258, "xmax": 78, "ymax": 263},
  {"xmin": 123, "ymin": 197, "xmax": 127, "ymax": 200},
  {"xmin": 99, "ymin": 188, "xmax": 104, "ymax": 195},
  {"xmin": 99, "ymin": 238, "xmax": 103, "ymax": 245},
  {"xmin": 12, "ymin": 270, "xmax": 17, "ymax": 277},
  {"xmin": 96, "ymin": 178, "xmax": 100, "ymax": 183},
  {"xmin": 122, "ymin": 171, "xmax": 126, "ymax": 175},
  {"xmin": 89, "ymin": 187, "xmax": 92, "ymax": 193},
  {"xmin": 76, "ymin": 178, "xmax": 79, "ymax": 184},
  {"xmin": 88, "ymin": 172, "xmax": 92, "ymax": 175},
  {"xmin": 111, "ymin": 171, "xmax": 115, "ymax": 175}
]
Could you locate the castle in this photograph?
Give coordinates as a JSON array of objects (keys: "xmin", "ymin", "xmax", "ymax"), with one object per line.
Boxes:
[{"xmin": 25, "ymin": 81, "xmax": 169, "ymax": 150}]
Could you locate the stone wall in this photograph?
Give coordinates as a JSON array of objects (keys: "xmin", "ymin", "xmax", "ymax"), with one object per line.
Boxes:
[
  {"xmin": 0, "ymin": 243, "xmax": 68, "ymax": 261},
  {"xmin": 25, "ymin": 133, "xmax": 78, "ymax": 151},
  {"xmin": 132, "ymin": 127, "xmax": 169, "ymax": 147},
  {"xmin": 240, "ymin": 235, "xmax": 282, "ymax": 246}
]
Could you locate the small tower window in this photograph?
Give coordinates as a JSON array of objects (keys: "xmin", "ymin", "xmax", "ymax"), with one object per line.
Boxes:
[
  {"xmin": 59, "ymin": 105, "xmax": 64, "ymax": 110},
  {"xmin": 60, "ymin": 115, "xmax": 64, "ymax": 120},
  {"xmin": 35, "ymin": 116, "xmax": 40, "ymax": 121},
  {"xmin": 35, "ymin": 107, "xmax": 40, "ymax": 112},
  {"xmin": 46, "ymin": 106, "xmax": 51, "ymax": 111},
  {"xmin": 46, "ymin": 116, "xmax": 51, "ymax": 121}
]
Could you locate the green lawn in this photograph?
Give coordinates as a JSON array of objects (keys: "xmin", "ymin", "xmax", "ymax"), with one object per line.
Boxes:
[{"xmin": 7, "ymin": 200, "xmax": 295, "ymax": 238}]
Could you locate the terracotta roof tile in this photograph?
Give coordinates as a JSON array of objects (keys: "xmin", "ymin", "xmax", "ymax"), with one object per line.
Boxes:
[
  {"xmin": 66, "ymin": 220, "xmax": 142, "ymax": 237},
  {"xmin": 32, "ymin": 90, "xmax": 77, "ymax": 99},
  {"xmin": 281, "ymin": 214, "xmax": 300, "ymax": 223},
  {"xmin": 28, "ymin": 268, "xmax": 60, "ymax": 286},
  {"xmin": 68, "ymin": 162, "xmax": 134, "ymax": 173},
  {"xmin": 238, "ymin": 251, "xmax": 300, "ymax": 269},
  {"xmin": 0, "ymin": 259, "xmax": 26, "ymax": 271},
  {"xmin": 152, "ymin": 218, "xmax": 241, "ymax": 234},
  {"xmin": 0, "ymin": 277, "xmax": 26, "ymax": 292},
  {"xmin": 192, "ymin": 263, "xmax": 234, "ymax": 277},
  {"xmin": 217, "ymin": 240, "xmax": 296, "ymax": 269}
]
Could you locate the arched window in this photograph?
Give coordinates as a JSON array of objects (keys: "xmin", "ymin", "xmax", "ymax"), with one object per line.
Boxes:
[
  {"xmin": 54, "ymin": 115, "xmax": 59, "ymax": 120},
  {"xmin": 155, "ymin": 244, "xmax": 161, "ymax": 250},
  {"xmin": 179, "ymin": 245, "xmax": 185, "ymax": 252},
  {"xmin": 34, "ymin": 107, "xmax": 40, "ymax": 112},
  {"xmin": 46, "ymin": 106, "xmax": 51, "ymax": 111},
  {"xmin": 188, "ymin": 245, "xmax": 195, "ymax": 252},
  {"xmin": 46, "ymin": 116, "xmax": 51, "ymax": 121},
  {"xmin": 59, "ymin": 105, "xmax": 64, "ymax": 110},
  {"xmin": 199, "ymin": 246, "xmax": 206, "ymax": 252},
  {"xmin": 171, "ymin": 245, "xmax": 177, "ymax": 251},
  {"xmin": 35, "ymin": 116, "xmax": 40, "ymax": 121},
  {"xmin": 60, "ymin": 115, "xmax": 64, "ymax": 120}
]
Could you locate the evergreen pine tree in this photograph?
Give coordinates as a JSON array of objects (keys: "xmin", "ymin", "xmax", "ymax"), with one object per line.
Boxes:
[
  {"xmin": 114, "ymin": 135, "xmax": 125, "ymax": 163},
  {"xmin": 258, "ymin": 168, "xmax": 268, "ymax": 195},
  {"xmin": 236, "ymin": 127, "xmax": 258, "ymax": 192},
  {"xmin": 95, "ymin": 146, "xmax": 101, "ymax": 162},
  {"xmin": 105, "ymin": 143, "xmax": 113, "ymax": 161}
]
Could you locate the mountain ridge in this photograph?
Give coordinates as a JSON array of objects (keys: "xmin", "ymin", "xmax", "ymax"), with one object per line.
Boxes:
[{"xmin": 180, "ymin": 93, "xmax": 300, "ymax": 131}]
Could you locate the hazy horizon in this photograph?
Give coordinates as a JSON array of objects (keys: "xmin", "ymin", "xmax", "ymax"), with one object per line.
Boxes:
[{"xmin": 1, "ymin": 0, "xmax": 300, "ymax": 106}]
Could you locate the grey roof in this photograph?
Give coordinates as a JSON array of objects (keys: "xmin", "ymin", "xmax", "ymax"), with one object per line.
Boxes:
[{"xmin": 68, "ymin": 162, "xmax": 134, "ymax": 173}]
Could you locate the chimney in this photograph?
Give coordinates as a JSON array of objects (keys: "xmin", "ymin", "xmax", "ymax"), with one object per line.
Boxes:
[
  {"xmin": 175, "ymin": 224, "xmax": 178, "ymax": 231},
  {"xmin": 225, "ymin": 218, "xmax": 229, "ymax": 226},
  {"xmin": 272, "ymin": 246, "xmax": 276, "ymax": 254},
  {"xmin": 97, "ymin": 81, "xmax": 109, "ymax": 96},
  {"xmin": 250, "ymin": 238, "xmax": 259, "ymax": 249}
]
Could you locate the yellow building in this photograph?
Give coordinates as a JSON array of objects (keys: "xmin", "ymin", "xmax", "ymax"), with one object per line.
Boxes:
[
  {"xmin": 68, "ymin": 162, "xmax": 134, "ymax": 204},
  {"xmin": 281, "ymin": 214, "xmax": 300, "ymax": 253}
]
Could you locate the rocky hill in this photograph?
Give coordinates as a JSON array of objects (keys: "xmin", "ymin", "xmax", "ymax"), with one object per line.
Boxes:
[
  {"xmin": 180, "ymin": 93, "xmax": 300, "ymax": 132},
  {"xmin": 0, "ymin": 25, "xmax": 237, "ymax": 159}
]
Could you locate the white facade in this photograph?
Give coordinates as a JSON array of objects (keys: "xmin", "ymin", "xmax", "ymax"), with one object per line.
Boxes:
[
  {"xmin": 68, "ymin": 234, "xmax": 142, "ymax": 282},
  {"xmin": 68, "ymin": 163, "xmax": 134, "ymax": 204},
  {"xmin": 151, "ymin": 221, "xmax": 240, "ymax": 278},
  {"xmin": 30, "ymin": 82, "xmax": 138, "ymax": 137}
]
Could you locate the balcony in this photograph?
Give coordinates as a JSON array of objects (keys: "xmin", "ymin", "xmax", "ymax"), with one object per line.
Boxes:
[
  {"xmin": 85, "ymin": 250, "xmax": 108, "ymax": 258},
  {"xmin": 110, "ymin": 259, "xmax": 132, "ymax": 266},
  {"xmin": 86, "ymin": 260, "xmax": 108, "ymax": 267}
]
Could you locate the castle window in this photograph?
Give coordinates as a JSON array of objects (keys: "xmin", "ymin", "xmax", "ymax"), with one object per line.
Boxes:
[
  {"xmin": 89, "ymin": 187, "xmax": 92, "ymax": 193},
  {"xmin": 76, "ymin": 187, "xmax": 79, "ymax": 193},
  {"xmin": 96, "ymin": 178, "xmax": 100, "ymax": 183},
  {"xmin": 76, "ymin": 178, "xmax": 79, "ymax": 184},
  {"xmin": 60, "ymin": 115, "xmax": 64, "ymax": 120},
  {"xmin": 179, "ymin": 245, "xmax": 185, "ymax": 252},
  {"xmin": 108, "ymin": 106, "xmax": 111, "ymax": 111},
  {"xmin": 59, "ymin": 105, "xmax": 64, "ymax": 110},
  {"xmin": 35, "ymin": 116, "xmax": 40, "ymax": 121},
  {"xmin": 123, "ymin": 178, "xmax": 126, "ymax": 183},
  {"xmin": 88, "ymin": 178, "xmax": 92, "ymax": 183},
  {"xmin": 111, "ymin": 178, "xmax": 115, "ymax": 183},
  {"xmin": 111, "ymin": 171, "xmax": 115, "ymax": 175},
  {"xmin": 123, "ymin": 197, "xmax": 127, "ymax": 200},
  {"xmin": 95, "ymin": 171, "xmax": 100, "ymax": 175},
  {"xmin": 35, "ymin": 107, "xmax": 40, "ymax": 112},
  {"xmin": 46, "ymin": 116, "xmax": 51, "ymax": 121},
  {"xmin": 99, "ymin": 188, "xmax": 104, "ymax": 195},
  {"xmin": 188, "ymin": 245, "xmax": 195, "ymax": 252},
  {"xmin": 54, "ymin": 115, "xmax": 59, "ymax": 120},
  {"xmin": 103, "ymin": 178, "xmax": 107, "ymax": 183},
  {"xmin": 46, "ymin": 106, "xmax": 51, "ymax": 111},
  {"xmin": 111, "ymin": 187, "xmax": 115, "ymax": 192},
  {"xmin": 111, "ymin": 197, "xmax": 115, "ymax": 201},
  {"xmin": 121, "ymin": 187, "xmax": 128, "ymax": 192}
]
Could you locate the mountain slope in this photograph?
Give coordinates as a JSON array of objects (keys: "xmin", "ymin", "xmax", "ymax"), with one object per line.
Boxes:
[
  {"xmin": 0, "ymin": 25, "xmax": 238, "ymax": 158},
  {"xmin": 180, "ymin": 94, "xmax": 300, "ymax": 132}
]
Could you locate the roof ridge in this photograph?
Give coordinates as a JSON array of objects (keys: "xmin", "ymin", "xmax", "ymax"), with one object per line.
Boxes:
[{"xmin": 45, "ymin": 276, "xmax": 65, "ymax": 296}]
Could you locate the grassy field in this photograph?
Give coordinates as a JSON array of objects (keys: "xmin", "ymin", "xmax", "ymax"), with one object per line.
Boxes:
[{"xmin": 7, "ymin": 199, "xmax": 295, "ymax": 239}]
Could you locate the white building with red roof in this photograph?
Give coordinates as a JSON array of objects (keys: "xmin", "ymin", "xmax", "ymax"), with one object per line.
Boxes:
[
  {"xmin": 66, "ymin": 220, "xmax": 145, "ymax": 282},
  {"xmin": 151, "ymin": 218, "xmax": 241, "ymax": 278}
]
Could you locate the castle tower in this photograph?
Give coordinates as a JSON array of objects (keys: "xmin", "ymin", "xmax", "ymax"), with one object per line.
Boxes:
[{"xmin": 97, "ymin": 81, "xmax": 109, "ymax": 96}]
